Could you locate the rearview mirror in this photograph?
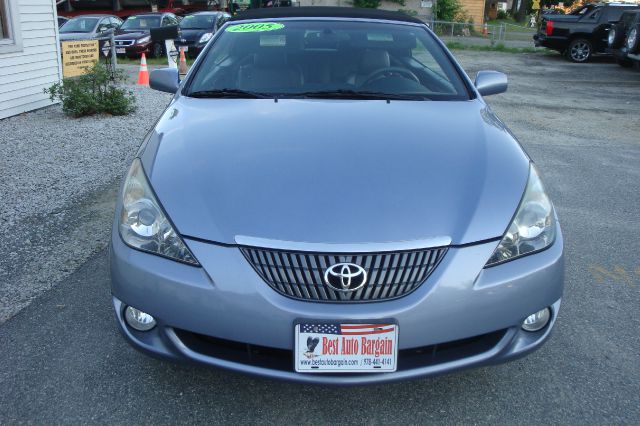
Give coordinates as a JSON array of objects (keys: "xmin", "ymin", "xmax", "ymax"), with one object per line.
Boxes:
[
  {"xmin": 150, "ymin": 68, "xmax": 180, "ymax": 94},
  {"xmin": 475, "ymin": 70, "xmax": 508, "ymax": 96}
]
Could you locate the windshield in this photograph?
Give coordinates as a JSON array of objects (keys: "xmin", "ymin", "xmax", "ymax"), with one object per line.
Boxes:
[
  {"xmin": 180, "ymin": 14, "xmax": 216, "ymax": 29},
  {"xmin": 185, "ymin": 20, "xmax": 470, "ymax": 101},
  {"xmin": 60, "ymin": 17, "xmax": 99, "ymax": 33},
  {"xmin": 120, "ymin": 16, "xmax": 161, "ymax": 30}
]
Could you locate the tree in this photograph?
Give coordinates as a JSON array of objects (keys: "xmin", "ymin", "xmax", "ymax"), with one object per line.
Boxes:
[{"xmin": 435, "ymin": 0, "xmax": 464, "ymax": 22}]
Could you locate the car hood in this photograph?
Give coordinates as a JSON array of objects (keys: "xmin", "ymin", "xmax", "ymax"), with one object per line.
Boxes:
[
  {"xmin": 59, "ymin": 32, "xmax": 95, "ymax": 41},
  {"xmin": 141, "ymin": 98, "xmax": 530, "ymax": 247},
  {"xmin": 114, "ymin": 30, "xmax": 149, "ymax": 39},
  {"xmin": 178, "ymin": 28, "xmax": 211, "ymax": 42}
]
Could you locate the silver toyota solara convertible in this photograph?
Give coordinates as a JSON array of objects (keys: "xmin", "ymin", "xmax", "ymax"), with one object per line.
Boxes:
[{"xmin": 110, "ymin": 7, "xmax": 564, "ymax": 384}]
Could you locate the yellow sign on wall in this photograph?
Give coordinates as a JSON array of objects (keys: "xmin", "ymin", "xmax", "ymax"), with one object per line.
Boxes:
[
  {"xmin": 61, "ymin": 40, "xmax": 99, "ymax": 78},
  {"xmin": 532, "ymin": 0, "xmax": 541, "ymax": 10}
]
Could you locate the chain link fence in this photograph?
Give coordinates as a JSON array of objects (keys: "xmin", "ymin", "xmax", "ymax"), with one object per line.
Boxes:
[{"xmin": 416, "ymin": 18, "xmax": 539, "ymax": 49}]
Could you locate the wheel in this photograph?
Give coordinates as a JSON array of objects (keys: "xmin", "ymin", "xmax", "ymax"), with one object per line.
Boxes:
[
  {"xmin": 608, "ymin": 26, "xmax": 624, "ymax": 49},
  {"xmin": 151, "ymin": 42, "xmax": 164, "ymax": 58},
  {"xmin": 616, "ymin": 58, "xmax": 633, "ymax": 68},
  {"xmin": 626, "ymin": 26, "xmax": 639, "ymax": 54},
  {"xmin": 567, "ymin": 38, "xmax": 592, "ymax": 63}
]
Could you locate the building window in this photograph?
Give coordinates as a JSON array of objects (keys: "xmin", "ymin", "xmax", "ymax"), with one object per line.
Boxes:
[
  {"xmin": 0, "ymin": 0, "xmax": 9, "ymax": 39},
  {"xmin": 0, "ymin": 0, "xmax": 22, "ymax": 53}
]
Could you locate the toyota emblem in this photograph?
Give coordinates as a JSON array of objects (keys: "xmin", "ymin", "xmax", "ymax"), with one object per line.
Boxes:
[{"xmin": 324, "ymin": 263, "xmax": 368, "ymax": 292}]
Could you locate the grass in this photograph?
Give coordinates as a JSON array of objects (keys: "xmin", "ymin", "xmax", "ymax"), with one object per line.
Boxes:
[{"xmin": 446, "ymin": 42, "xmax": 547, "ymax": 54}]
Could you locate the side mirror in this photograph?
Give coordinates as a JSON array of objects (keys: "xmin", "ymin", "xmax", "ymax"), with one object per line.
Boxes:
[
  {"xmin": 150, "ymin": 68, "xmax": 180, "ymax": 94},
  {"xmin": 475, "ymin": 70, "xmax": 508, "ymax": 96}
]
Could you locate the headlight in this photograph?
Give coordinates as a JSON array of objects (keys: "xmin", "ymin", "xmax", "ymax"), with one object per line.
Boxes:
[
  {"xmin": 485, "ymin": 164, "xmax": 556, "ymax": 267},
  {"xmin": 119, "ymin": 158, "xmax": 199, "ymax": 265},
  {"xmin": 608, "ymin": 29, "xmax": 616, "ymax": 46},
  {"xmin": 136, "ymin": 35, "xmax": 151, "ymax": 44},
  {"xmin": 198, "ymin": 32, "xmax": 213, "ymax": 44}
]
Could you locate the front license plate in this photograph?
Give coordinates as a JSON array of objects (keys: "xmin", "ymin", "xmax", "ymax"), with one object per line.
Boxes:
[
  {"xmin": 294, "ymin": 322, "xmax": 398, "ymax": 373},
  {"xmin": 116, "ymin": 48, "xmax": 125, "ymax": 54},
  {"xmin": 180, "ymin": 46, "xmax": 188, "ymax": 52}
]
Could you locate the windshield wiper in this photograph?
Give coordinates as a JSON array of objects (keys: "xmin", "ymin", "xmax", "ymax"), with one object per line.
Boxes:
[
  {"xmin": 293, "ymin": 90, "xmax": 431, "ymax": 101},
  {"xmin": 187, "ymin": 89, "xmax": 269, "ymax": 99}
]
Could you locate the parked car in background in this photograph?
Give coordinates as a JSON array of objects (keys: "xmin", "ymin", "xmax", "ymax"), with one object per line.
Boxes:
[
  {"xmin": 58, "ymin": 16, "xmax": 70, "ymax": 28},
  {"xmin": 59, "ymin": 15, "xmax": 123, "ymax": 48},
  {"xmin": 607, "ymin": 10, "xmax": 639, "ymax": 67},
  {"xmin": 175, "ymin": 11, "xmax": 230, "ymax": 58},
  {"xmin": 114, "ymin": 12, "xmax": 179, "ymax": 58},
  {"xmin": 534, "ymin": 3, "xmax": 640, "ymax": 62}
]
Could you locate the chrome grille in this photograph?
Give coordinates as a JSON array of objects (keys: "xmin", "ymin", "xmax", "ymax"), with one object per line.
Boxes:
[
  {"xmin": 240, "ymin": 246, "xmax": 447, "ymax": 302},
  {"xmin": 115, "ymin": 40, "xmax": 134, "ymax": 46}
]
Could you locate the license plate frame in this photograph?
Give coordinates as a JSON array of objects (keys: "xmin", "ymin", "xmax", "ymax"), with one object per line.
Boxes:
[{"xmin": 294, "ymin": 321, "xmax": 398, "ymax": 373}]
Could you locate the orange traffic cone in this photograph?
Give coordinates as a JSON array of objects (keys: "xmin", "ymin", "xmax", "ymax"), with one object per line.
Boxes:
[
  {"xmin": 178, "ymin": 48, "xmax": 188, "ymax": 78},
  {"xmin": 137, "ymin": 53, "xmax": 149, "ymax": 86}
]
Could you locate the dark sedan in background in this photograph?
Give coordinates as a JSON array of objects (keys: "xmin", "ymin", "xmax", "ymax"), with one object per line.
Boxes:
[
  {"xmin": 114, "ymin": 12, "xmax": 179, "ymax": 58},
  {"xmin": 59, "ymin": 15, "xmax": 123, "ymax": 48},
  {"xmin": 175, "ymin": 11, "xmax": 231, "ymax": 58}
]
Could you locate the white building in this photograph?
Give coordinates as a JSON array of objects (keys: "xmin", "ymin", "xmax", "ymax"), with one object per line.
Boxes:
[{"xmin": 0, "ymin": 0, "xmax": 62, "ymax": 119}]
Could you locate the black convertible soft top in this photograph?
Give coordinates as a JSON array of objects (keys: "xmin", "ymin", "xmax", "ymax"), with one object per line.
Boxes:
[{"xmin": 229, "ymin": 6, "xmax": 425, "ymax": 25}]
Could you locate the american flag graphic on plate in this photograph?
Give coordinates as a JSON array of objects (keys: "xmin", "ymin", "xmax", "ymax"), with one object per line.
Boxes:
[
  {"xmin": 300, "ymin": 323, "xmax": 395, "ymax": 335},
  {"xmin": 295, "ymin": 322, "xmax": 398, "ymax": 373}
]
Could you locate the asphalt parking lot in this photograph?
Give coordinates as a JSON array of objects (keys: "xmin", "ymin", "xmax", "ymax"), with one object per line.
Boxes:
[{"xmin": 1, "ymin": 51, "xmax": 639, "ymax": 424}]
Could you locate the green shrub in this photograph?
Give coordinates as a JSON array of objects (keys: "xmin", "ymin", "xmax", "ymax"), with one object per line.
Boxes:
[
  {"xmin": 353, "ymin": 0, "xmax": 381, "ymax": 8},
  {"xmin": 497, "ymin": 10, "xmax": 508, "ymax": 20},
  {"xmin": 352, "ymin": 0, "xmax": 405, "ymax": 8},
  {"xmin": 397, "ymin": 8, "xmax": 418, "ymax": 16},
  {"xmin": 435, "ymin": 0, "xmax": 466, "ymax": 22},
  {"xmin": 45, "ymin": 62, "xmax": 135, "ymax": 118}
]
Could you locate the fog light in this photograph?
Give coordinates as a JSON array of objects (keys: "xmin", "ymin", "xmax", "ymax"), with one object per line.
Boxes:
[
  {"xmin": 522, "ymin": 308, "xmax": 550, "ymax": 332},
  {"xmin": 124, "ymin": 306, "xmax": 156, "ymax": 331}
]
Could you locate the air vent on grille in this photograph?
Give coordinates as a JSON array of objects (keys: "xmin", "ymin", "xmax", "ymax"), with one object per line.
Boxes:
[{"xmin": 240, "ymin": 246, "xmax": 447, "ymax": 302}]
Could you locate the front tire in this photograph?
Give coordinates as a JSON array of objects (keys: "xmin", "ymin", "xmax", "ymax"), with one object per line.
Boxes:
[{"xmin": 567, "ymin": 38, "xmax": 592, "ymax": 63}]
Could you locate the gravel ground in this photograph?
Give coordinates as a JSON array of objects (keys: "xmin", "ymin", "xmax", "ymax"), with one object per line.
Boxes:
[{"xmin": 0, "ymin": 83, "xmax": 172, "ymax": 323}]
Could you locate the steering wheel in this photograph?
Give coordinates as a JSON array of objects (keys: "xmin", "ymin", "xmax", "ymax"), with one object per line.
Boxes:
[{"xmin": 360, "ymin": 67, "xmax": 420, "ymax": 87}]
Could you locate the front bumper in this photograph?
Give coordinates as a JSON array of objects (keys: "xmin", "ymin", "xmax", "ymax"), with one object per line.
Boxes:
[
  {"xmin": 110, "ymin": 224, "xmax": 564, "ymax": 385},
  {"xmin": 116, "ymin": 42, "xmax": 152, "ymax": 59},
  {"xmin": 533, "ymin": 33, "xmax": 567, "ymax": 51}
]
